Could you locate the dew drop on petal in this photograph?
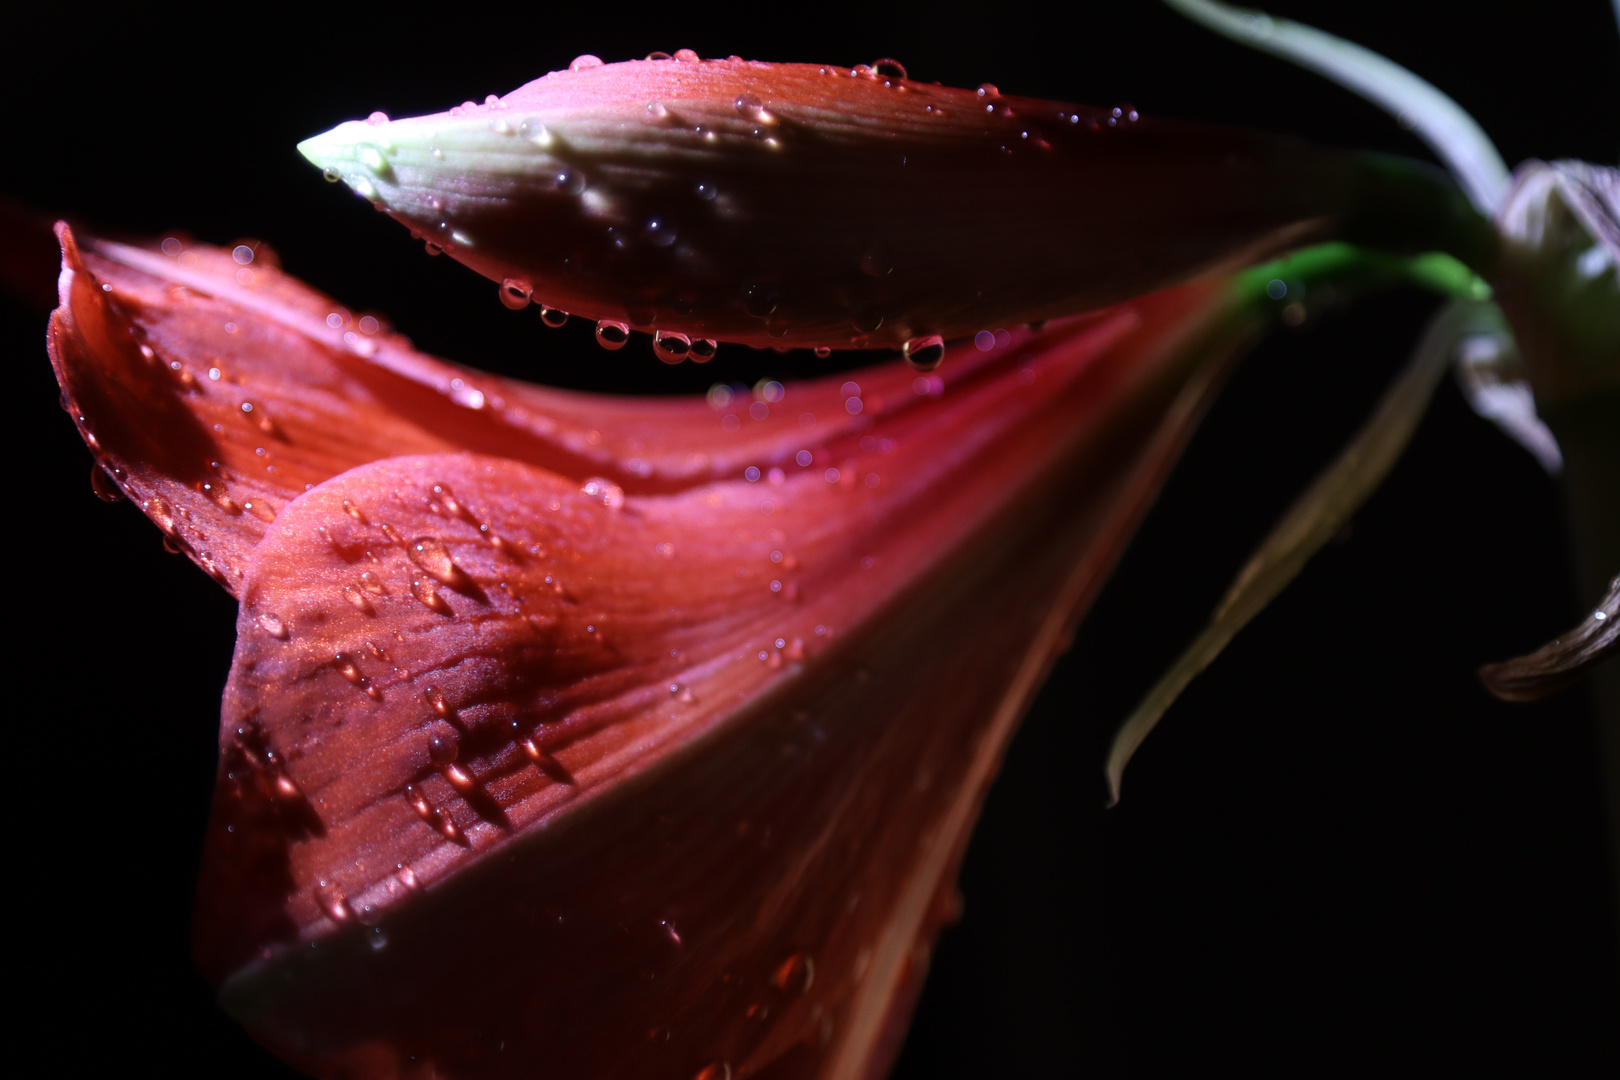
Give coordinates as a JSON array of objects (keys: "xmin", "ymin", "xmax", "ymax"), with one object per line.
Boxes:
[
  {"xmin": 644, "ymin": 217, "xmax": 677, "ymax": 246},
  {"xmin": 569, "ymin": 54, "xmax": 604, "ymax": 71},
  {"xmin": 499, "ymin": 279, "xmax": 533, "ymax": 310},
  {"xmin": 581, "ymin": 477, "xmax": 625, "ymax": 510},
  {"xmin": 903, "ymin": 335, "xmax": 945, "ymax": 371},
  {"xmin": 411, "ymin": 578, "xmax": 451, "ymax": 613},
  {"xmin": 595, "ymin": 320, "xmax": 630, "ymax": 350},
  {"xmin": 257, "ymin": 611, "xmax": 289, "ymax": 639},
  {"xmin": 872, "ymin": 58, "xmax": 907, "ymax": 79},
  {"xmin": 653, "ymin": 331, "xmax": 692, "ymax": 363},
  {"xmin": 90, "ymin": 464, "xmax": 123, "ymax": 503},
  {"xmin": 406, "ymin": 536, "xmax": 459, "ymax": 583}
]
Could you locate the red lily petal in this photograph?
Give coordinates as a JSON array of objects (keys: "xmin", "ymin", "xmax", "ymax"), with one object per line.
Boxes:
[
  {"xmin": 300, "ymin": 58, "xmax": 1474, "ymax": 350},
  {"xmin": 173, "ymin": 272, "xmax": 1250, "ymax": 1077},
  {"xmin": 50, "ymin": 225, "xmax": 1130, "ymax": 593}
]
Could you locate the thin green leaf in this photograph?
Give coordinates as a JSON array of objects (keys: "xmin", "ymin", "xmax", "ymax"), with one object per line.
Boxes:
[
  {"xmin": 1106, "ymin": 298, "xmax": 1508, "ymax": 803},
  {"xmin": 1165, "ymin": 0, "xmax": 1510, "ymax": 213}
]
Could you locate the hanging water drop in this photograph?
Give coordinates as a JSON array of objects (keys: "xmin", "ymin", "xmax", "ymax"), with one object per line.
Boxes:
[
  {"xmin": 903, "ymin": 335, "xmax": 945, "ymax": 371},
  {"xmin": 653, "ymin": 331, "xmax": 692, "ymax": 363},
  {"xmin": 690, "ymin": 338, "xmax": 718, "ymax": 363},
  {"xmin": 499, "ymin": 279, "xmax": 533, "ymax": 310},
  {"xmin": 539, "ymin": 306, "xmax": 569, "ymax": 328},
  {"xmin": 90, "ymin": 464, "xmax": 123, "ymax": 503},
  {"xmin": 595, "ymin": 320, "xmax": 630, "ymax": 350}
]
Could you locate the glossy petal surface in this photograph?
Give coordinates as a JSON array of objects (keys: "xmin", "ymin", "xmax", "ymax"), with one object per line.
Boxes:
[{"xmin": 49, "ymin": 228, "xmax": 1253, "ymax": 1079}]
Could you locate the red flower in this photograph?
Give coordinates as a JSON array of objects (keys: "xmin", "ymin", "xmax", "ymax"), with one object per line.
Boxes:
[{"xmin": 49, "ymin": 219, "xmax": 1256, "ymax": 1078}]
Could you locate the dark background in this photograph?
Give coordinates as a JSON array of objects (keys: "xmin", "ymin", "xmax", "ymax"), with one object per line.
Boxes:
[{"xmin": 6, "ymin": 2, "xmax": 1617, "ymax": 1076}]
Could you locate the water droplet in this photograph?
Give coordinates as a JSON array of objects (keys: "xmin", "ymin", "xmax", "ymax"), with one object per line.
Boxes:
[
  {"xmin": 198, "ymin": 479, "xmax": 241, "ymax": 515},
  {"xmin": 359, "ymin": 571, "xmax": 388, "ymax": 596},
  {"xmin": 673, "ymin": 48, "xmax": 700, "ymax": 62},
  {"xmin": 814, "ymin": 346, "xmax": 832, "ymax": 359},
  {"xmin": 772, "ymin": 952, "xmax": 815, "ymax": 993},
  {"xmin": 368, "ymin": 927, "xmax": 389, "ymax": 951},
  {"xmin": 646, "ymin": 101, "xmax": 669, "ymax": 121},
  {"xmin": 851, "ymin": 309, "xmax": 883, "ymax": 333},
  {"xmin": 569, "ymin": 54, "xmax": 604, "ymax": 71},
  {"xmin": 343, "ymin": 584, "xmax": 376, "ymax": 615},
  {"xmin": 406, "ymin": 536, "xmax": 459, "ymax": 583},
  {"xmin": 695, "ymin": 181, "xmax": 718, "ymax": 201},
  {"xmin": 425, "ymin": 687, "xmax": 451, "ymax": 718},
  {"xmin": 581, "ymin": 478, "xmax": 625, "ymax": 510},
  {"xmin": 693, "ymin": 1064, "xmax": 731, "ymax": 1080},
  {"xmin": 366, "ymin": 111, "xmax": 389, "ymax": 125},
  {"xmin": 428, "ymin": 732, "xmax": 459, "ymax": 765},
  {"xmin": 903, "ymin": 335, "xmax": 945, "ymax": 371},
  {"xmin": 743, "ymin": 284, "xmax": 778, "ymax": 318},
  {"xmin": 322, "ymin": 167, "xmax": 341, "ymax": 183},
  {"xmin": 645, "ymin": 51, "xmax": 672, "ymax": 61},
  {"xmin": 689, "ymin": 338, "xmax": 718, "ymax": 362},
  {"xmin": 443, "ymin": 763, "xmax": 476, "ymax": 792},
  {"xmin": 653, "ymin": 331, "xmax": 692, "ymax": 363},
  {"xmin": 551, "ymin": 168, "xmax": 586, "ymax": 195},
  {"xmin": 316, "ymin": 881, "xmax": 353, "ymax": 923},
  {"xmin": 411, "ymin": 578, "xmax": 451, "ymax": 613},
  {"xmin": 395, "ymin": 863, "xmax": 420, "ymax": 891},
  {"xmin": 644, "ymin": 217, "xmax": 677, "ymax": 247},
  {"xmin": 342, "ymin": 499, "xmax": 368, "ymax": 523},
  {"xmin": 734, "ymin": 92, "xmax": 764, "ymax": 117},
  {"xmin": 424, "ymin": 240, "xmax": 444, "ymax": 256},
  {"xmin": 500, "ymin": 279, "xmax": 533, "ymax": 310},
  {"xmin": 145, "ymin": 494, "xmax": 177, "ymax": 535},
  {"xmin": 595, "ymin": 320, "xmax": 630, "ymax": 350},
  {"xmin": 977, "ymin": 83, "xmax": 1001, "ymax": 98},
  {"xmin": 257, "ymin": 611, "xmax": 289, "ymax": 639},
  {"xmin": 90, "ymin": 464, "xmax": 123, "ymax": 503},
  {"xmin": 243, "ymin": 499, "xmax": 277, "ymax": 523},
  {"xmin": 872, "ymin": 58, "xmax": 907, "ymax": 79},
  {"xmin": 539, "ymin": 306, "xmax": 569, "ymax": 328}
]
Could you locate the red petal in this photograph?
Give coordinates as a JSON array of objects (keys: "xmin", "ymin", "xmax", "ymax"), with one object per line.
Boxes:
[
  {"xmin": 169, "ymin": 265, "xmax": 1246, "ymax": 1076},
  {"xmin": 49, "ymin": 226, "xmax": 1145, "ymax": 593},
  {"xmin": 301, "ymin": 58, "xmax": 1379, "ymax": 350}
]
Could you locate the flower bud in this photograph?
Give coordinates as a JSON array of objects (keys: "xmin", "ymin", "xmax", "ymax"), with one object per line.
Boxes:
[{"xmin": 300, "ymin": 55, "xmax": 1481, "ymax": 349}]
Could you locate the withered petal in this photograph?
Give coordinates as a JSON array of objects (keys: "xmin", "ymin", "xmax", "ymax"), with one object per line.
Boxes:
[{"xmin": 1478, "ymin": 575, "xmax": 1619, "ymax": 702}]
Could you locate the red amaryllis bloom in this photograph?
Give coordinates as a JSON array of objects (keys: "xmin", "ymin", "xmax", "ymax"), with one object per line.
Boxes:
[
  {"xmin": 17, "ymin": 11, "xmax": 1616, "ymax": 1079},
  {"xmin": 48, "ymin": 220, "xmax": 1259, "ymax": 1078}
]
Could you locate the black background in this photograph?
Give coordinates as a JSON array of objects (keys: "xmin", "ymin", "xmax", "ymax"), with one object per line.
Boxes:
[{"xmin": 6, "ymin": 2, "xmax": 1617, "ymax": 1076}]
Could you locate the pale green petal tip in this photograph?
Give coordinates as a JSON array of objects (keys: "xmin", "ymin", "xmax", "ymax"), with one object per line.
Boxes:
[{"xmin": 297, "ymin": 120, "xmax": 407, "ymax": 205}]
